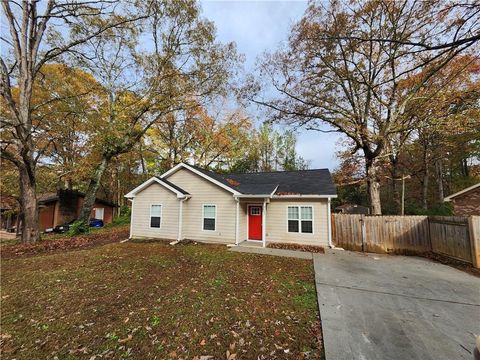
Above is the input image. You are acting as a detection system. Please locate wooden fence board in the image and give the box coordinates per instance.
[429,216,471,263]
[332,214,476,266]
[332,214,364,251]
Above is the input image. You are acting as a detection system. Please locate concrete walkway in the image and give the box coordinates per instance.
[314,250,480,360]
[228,245,313,259]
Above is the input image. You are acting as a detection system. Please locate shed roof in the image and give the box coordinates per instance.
[37,190,118,207]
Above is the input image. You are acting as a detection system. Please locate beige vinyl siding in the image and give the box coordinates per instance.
[131,183,179,240]
[266,198,329,246]
[238,202,248,241]
[166,168,236,244]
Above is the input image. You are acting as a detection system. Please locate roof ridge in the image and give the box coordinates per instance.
[186,163,330,176]
[225,168,329,175]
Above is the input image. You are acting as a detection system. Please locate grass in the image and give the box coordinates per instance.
[1,239,322,359]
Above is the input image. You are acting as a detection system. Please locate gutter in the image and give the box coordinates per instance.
[171,196,190,245]
[127,198,134,241]
[327,197,335,248]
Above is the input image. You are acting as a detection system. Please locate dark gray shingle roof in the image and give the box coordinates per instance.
[188,165,336,196]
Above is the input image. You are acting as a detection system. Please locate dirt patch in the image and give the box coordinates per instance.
[1,241,323,359]
[0,226,129,258]
[268,242,325,254]
[423,252,480,277]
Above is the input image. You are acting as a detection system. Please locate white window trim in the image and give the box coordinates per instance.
[150,204,162,229]
[202,204,217,232]
[250,206,261,216]
[286,205,314,234]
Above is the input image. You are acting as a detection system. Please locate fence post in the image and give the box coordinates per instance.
[469,216,480,269]
[360,215,366,252]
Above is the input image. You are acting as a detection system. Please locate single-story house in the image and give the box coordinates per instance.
[39,189,118,231]
[444,183,480,216]
[0,193,20,233]
[335,203,370,214]
[125,162,337,247]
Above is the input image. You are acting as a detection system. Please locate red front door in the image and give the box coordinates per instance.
[248,205,262,240]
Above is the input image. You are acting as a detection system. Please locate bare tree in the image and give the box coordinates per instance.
[247,0,479,214]
[0,1,144,242]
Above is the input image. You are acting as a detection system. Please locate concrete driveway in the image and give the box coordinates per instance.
[314,250,480,360]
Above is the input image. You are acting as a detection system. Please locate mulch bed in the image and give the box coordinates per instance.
[0,226,129,258]
[268,242,325,253]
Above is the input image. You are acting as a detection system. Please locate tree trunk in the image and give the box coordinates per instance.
[422,167,429,210]
[78,156,110,225]
[18,163,40,243]
[390,155,401,214]
[420,140,429,210]
[64,178,73,190]
[365,157,382,215]
[435,159,444,203]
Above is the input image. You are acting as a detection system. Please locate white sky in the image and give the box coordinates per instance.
[201,0,341,170]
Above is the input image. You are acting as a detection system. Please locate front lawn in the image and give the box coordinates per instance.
[1,240,322,359]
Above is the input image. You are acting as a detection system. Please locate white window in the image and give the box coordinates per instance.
[94,207,104,220]
[150,205,162,228]
[203,205,216,231]
[288,206,313,234]
[250,206,261,215]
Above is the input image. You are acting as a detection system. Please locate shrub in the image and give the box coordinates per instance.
[119,205,131,217]
[67,221,90,236]
[112,215,130,226]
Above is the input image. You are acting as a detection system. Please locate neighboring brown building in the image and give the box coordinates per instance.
[38,190,117,231]
[0,193,20,232]
[444,183,480,216]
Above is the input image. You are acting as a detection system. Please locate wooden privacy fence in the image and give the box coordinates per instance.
[332,214,480,268]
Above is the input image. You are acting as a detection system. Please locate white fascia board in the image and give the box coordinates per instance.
[124,176,187,198]
[444,183,480,201]
[234,194,271,198]
[161,162,241,195]
[272,194,338,199]
[159,163,184,179]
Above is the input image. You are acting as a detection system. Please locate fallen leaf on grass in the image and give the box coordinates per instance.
[226,350,236,360]
[118,335,132,343]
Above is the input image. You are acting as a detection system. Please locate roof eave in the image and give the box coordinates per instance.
[161,163,241,195]
[124,176,188,199]
[272,194,338,199]
[444,182,480,201]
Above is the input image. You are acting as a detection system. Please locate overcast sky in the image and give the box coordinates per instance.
[200,0,341,170]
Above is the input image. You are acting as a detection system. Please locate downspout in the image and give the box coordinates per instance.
[127,198,134,241]
[177,197,184,241]
[171,196,188,245]
[327,197,334,248]
[235,198,240,245]
[262,199,267,248]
